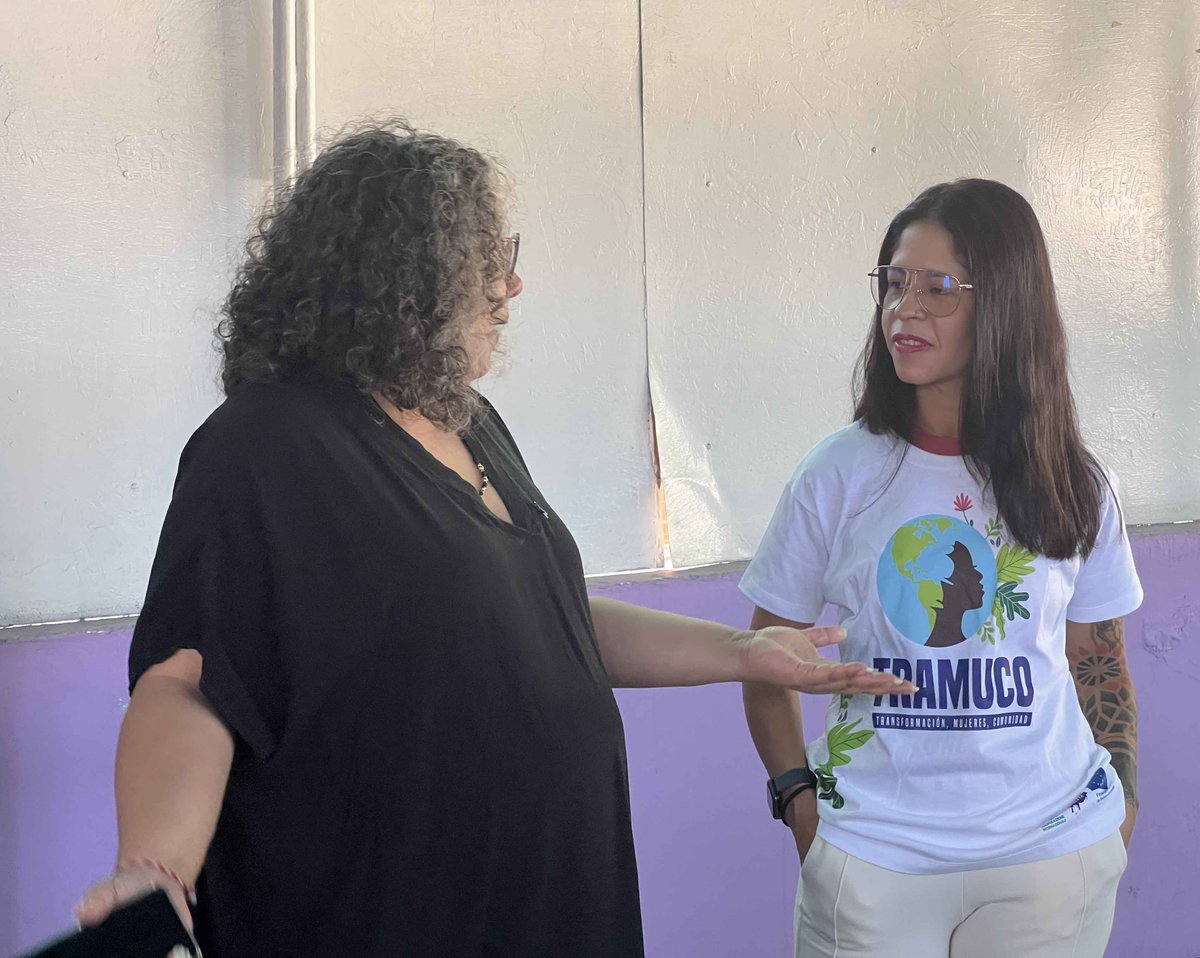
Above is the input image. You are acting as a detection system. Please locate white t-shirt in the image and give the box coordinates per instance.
[740,423,1143,874]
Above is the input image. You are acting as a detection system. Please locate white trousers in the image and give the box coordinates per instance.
[795,830,1127,958]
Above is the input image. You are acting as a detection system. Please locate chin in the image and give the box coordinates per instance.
[890,357,945,388]
[891,365,930,387]
[469,355,493,381]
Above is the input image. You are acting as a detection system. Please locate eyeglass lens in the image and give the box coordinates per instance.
[870,267,963,316]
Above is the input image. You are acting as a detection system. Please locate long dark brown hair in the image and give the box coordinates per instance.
[853,179,1105,559]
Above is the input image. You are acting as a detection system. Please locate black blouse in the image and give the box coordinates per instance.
[129,370,644,957]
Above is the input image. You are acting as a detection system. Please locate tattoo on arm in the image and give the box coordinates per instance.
[1095,618,1123,655]
[1069,618,1139,809]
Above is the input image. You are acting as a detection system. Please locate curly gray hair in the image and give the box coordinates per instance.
[218,118,512,432]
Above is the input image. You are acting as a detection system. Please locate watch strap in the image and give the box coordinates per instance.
[771,766,817,797]
[778,780,815,823]
[769,766,818,820]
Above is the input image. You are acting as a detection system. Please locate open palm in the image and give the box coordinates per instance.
[735,626,912,695]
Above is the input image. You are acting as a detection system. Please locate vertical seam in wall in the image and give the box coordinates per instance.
[272,0,298,185]
[294,0,316,170]
[635,0,673,568]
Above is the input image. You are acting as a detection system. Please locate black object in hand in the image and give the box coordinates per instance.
[15,889,199,958]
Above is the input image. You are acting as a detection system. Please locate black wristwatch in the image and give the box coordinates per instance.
[767,767,818,822]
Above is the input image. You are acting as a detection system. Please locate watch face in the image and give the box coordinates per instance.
[767,781,779,817]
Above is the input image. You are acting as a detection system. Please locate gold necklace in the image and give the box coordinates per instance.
[476,461,490,497]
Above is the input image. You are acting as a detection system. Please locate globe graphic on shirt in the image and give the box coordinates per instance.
[876,515,998,647]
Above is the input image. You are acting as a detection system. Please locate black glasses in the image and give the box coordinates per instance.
[868,266,974,317]
[499,233,520,279]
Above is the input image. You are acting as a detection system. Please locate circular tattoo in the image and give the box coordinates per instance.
[1076,656,1122,687]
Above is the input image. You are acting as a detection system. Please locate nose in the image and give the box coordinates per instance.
[895,280,926,320]
[506,270,523,299]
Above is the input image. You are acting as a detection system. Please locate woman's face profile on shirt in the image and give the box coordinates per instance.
[882,220,974,393]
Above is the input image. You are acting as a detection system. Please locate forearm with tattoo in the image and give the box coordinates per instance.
[1067,617,1139,809]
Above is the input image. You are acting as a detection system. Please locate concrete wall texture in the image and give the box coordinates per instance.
[4,0,1198,621]
[643,0,1200,567]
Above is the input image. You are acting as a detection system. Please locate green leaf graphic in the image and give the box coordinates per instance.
[826,719,874,752]
[996,544,1036,584]
[814,720,874,808]
[825,720,874,768]
[840,728,875,750]
[814,768,846,808]
[984,516,1004,540]
[995,581,1031,621]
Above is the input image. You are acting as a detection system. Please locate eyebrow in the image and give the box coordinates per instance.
[887,264,968,280]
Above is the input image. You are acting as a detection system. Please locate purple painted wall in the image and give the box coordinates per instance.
[0,630,128,955]
[1,529,1197,957]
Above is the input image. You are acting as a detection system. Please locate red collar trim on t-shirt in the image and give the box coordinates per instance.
[909,428,962,456]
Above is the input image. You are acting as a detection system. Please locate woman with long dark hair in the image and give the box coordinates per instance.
[742,179,1141,957]
[72,121,906,957]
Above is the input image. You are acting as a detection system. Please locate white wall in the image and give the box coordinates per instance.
[3,0,1197,622]
[643,0,1200,567]
[0,0,274,623]
[0,0,660,625]
[314,0,660,577]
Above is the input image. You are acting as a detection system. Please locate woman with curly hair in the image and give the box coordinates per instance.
[74,121,908,957]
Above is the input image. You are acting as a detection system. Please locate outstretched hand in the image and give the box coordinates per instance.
[734,625,917,696]
[76,863,193,932]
